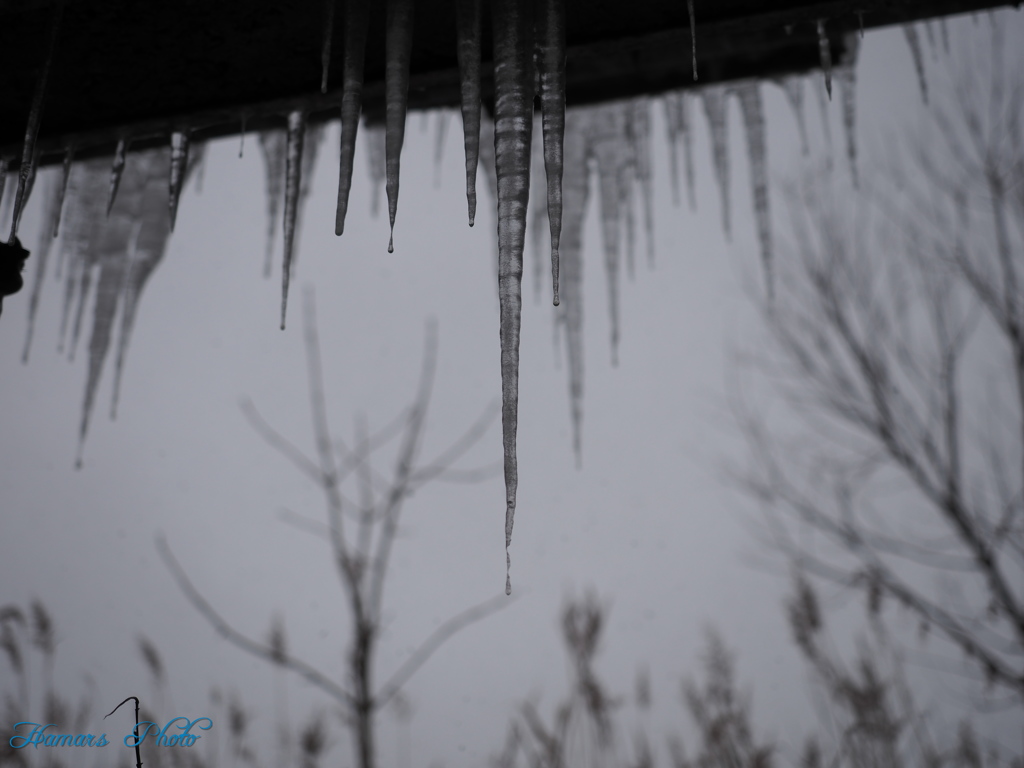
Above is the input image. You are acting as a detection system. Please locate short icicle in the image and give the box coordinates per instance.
[385,0,415,253]
[9,0,64,243]
[335,0,369,235]
[321,0,336,94]
[492,0,534,595]
[817,20,832,100]
[591,106,628,367]
[701,86,731,239]
[455,0,482,226]
[280,111,306,330]
[535,0,566,306]
[688,0,698,80]
[168,130,190,231]
[52,145,74,237]
[902,24,928,104]
[107,138,128,216]
[736,82,773,299]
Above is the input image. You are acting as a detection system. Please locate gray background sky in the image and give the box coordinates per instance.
[2,13,1020,767]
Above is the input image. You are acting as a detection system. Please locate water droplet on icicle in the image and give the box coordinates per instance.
[455,0,482,226]
[321,0,336,94]
[902,24,928,104]
[492,0,534,594]
[817,19,832,100]
[9,0,63,244]
[777,76,809,155]
[735,82,773,299]
[280,110,307,330]
[168,130,190,231]
[107,138,128,216]
[259,130,287,278]
[385,0,414,252]
[701,86,731,239]
[535,0,566,306]
[335,0,369,235]
[688,0,698,80]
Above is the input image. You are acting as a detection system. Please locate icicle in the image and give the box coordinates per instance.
[817,20,832,100]
[455,0,482,226]
[813,72,833,168]
[280,111,306,330]
[259,130,287,278]
[384,0,414,253]
[168,131,190,231]
[52,145,73,237]
[491,0,534,595]
[688,0,698,80]
[701,86,731,239]
[239,115,247,158]
[557,109,589,468]
[680,92,695,211]
[530,120,547,302]
[107,138,128,216]
[663,94,681,206]
[9,0,63,244]
[903,25,928,104]
[335,0,370,235]
[837,33,860,187]
[630,99,654,268]
[592,106,629,367]
[535,0,566,306]
[21,172,61,363]
[290,123,327,271]
[622,158,636,281]
[778,76,809,155]
[856,10,864,38]
[366,124,386,217]
[736,82,773,299]
[433,110,450,188]
[321,0,336,93]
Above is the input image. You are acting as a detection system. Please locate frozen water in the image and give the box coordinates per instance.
[817,19,833,100]
[455,0,482,226]
[280,111,307,330]
[385,0,415,253]
[735,82,772,298]
[701,86,731,239]
[334,0,369,235]
[536,0,566,305]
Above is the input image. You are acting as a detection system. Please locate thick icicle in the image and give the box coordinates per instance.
[21,172,61,362]
[107,138,128,216]
[168,130,190,230]
[778,76,809,155]
[9,0,63,243]
[491,0,534,595]
[52,145,73,237]
[735,82,773,299]
[280,111,306,330]
[557,108,589,468]
[837,33,860,187]
[433,110,450,188]
[535,0,566,305]
[385,0,415,253]
[259,130,287,278]
[321,0,336,93]
[701,86,731,239]
[688,0,698,80]
[335,0,370,235]
[454,0,482,226]
[365,124,386,217]
[817,19,832,100]
[903,25,928,104]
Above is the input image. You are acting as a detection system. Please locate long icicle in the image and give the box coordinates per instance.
[736,82,772,299]
[9,0,64,244]
[321,0,336,93]
[455,0,482,226]
[385,0,415,253]
[52,145,73,237]
[536,0,565,306]
[335,0,369,235]
[492,0,534,595]
[259,130,287,277]
[817,19,832,100]
[281,111,306,330]
[168,130,190,231]
[107,138,128,216]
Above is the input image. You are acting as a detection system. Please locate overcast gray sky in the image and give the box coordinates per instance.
[2,12,1021,768]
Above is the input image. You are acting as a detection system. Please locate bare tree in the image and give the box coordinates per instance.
[732,30,1024,712]
[160,287,509,768]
